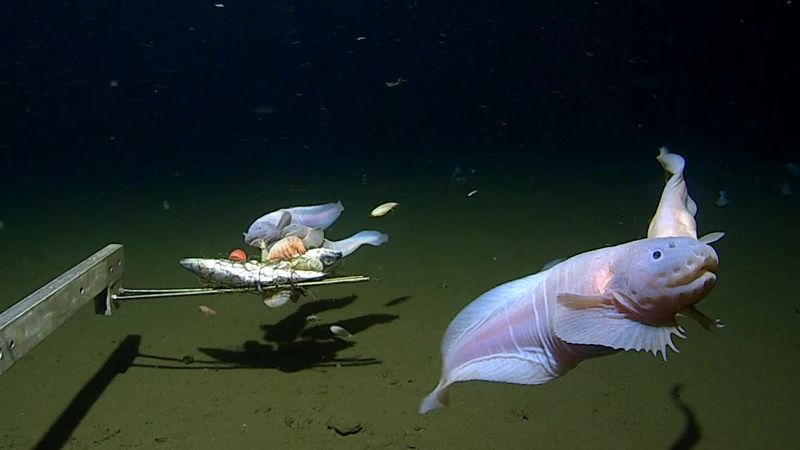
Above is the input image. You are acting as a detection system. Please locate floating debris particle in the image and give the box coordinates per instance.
[385,77,407,88]
[370,202,398,217]
[162,200,171,210]
[253,105,277,115]
[330,325,354,341]
[714,190,730,207]
[467,189,478,197]
[198,305,217,316]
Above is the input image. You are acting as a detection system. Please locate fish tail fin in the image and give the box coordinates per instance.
[657,147,698,216]
[419,380,450,415]
[324,230,388,257]
[657,146,685,177]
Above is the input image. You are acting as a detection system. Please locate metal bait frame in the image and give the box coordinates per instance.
[0,243,370,376]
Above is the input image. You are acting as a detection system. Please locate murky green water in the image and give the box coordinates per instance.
[1,152,797,449]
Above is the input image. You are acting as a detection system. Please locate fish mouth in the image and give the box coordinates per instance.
[668,249,719,288]
[666,270,717,307]
[669,266,716,288]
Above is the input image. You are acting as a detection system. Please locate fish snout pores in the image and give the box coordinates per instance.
[661,240,719,308]
[660,239,719,283]
[684,241,719,275]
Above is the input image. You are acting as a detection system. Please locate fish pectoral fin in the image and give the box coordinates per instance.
[698,231,725,244]
[679,305,725,332]
[555,292,612,309]
[276,211,292,232]
[554,292,684,360]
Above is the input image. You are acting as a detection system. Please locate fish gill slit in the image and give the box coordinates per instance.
[536,276,551,344]
[504,304,521,352]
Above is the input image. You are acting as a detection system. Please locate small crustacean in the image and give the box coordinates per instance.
[266,236,307,262]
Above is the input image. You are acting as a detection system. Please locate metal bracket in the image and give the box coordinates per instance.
[0,244,125,376]
[0,243,372,377]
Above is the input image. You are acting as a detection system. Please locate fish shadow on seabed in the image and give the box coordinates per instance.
[669,383,702,450]
[196,295,399,373]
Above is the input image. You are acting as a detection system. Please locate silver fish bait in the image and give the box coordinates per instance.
[180,248,342,288]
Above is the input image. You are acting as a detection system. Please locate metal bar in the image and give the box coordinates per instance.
[0,244,125,376]
[120,287,242,293]
[112,275,371,300]
[113,288,253,300]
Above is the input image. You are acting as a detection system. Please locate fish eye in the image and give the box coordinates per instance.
[652,250,662,260]
[323,256,334,265]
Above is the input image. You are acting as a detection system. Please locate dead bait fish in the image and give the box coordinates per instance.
[180,248,342,288]
[288,248,343,272]
[370,202,398,217]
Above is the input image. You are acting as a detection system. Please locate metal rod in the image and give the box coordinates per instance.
[120,287,253,294]
[120,287,231,293]
[113,275,371,300]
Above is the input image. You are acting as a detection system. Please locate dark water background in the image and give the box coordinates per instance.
[1,1,798,449]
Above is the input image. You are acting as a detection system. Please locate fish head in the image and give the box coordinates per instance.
[244,210,292,246]
[609,236,718,325]
[290,248,343,272]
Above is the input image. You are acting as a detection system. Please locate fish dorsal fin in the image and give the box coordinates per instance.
[698,231,725,244]
[553,292,685,360]
[647,147,698,239]
[540,257,566,272]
